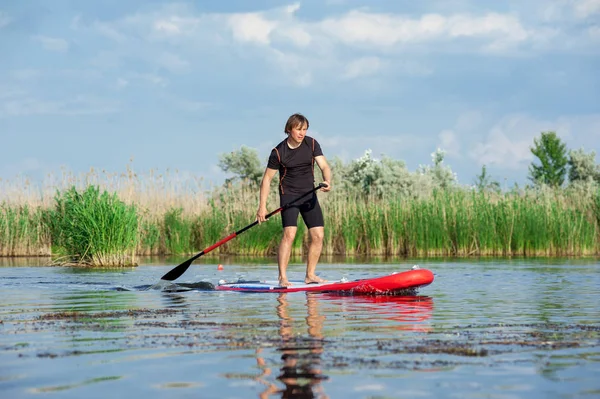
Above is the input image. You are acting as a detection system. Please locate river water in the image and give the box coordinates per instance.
[0,257,599,398]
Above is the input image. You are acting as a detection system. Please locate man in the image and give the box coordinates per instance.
[256,113,332,287]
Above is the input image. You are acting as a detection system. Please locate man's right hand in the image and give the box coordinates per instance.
[256,206,268,223]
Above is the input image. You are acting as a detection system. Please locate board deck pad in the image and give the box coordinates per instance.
[216,267,434,294]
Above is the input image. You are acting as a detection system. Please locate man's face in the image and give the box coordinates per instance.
[288,123,307,144]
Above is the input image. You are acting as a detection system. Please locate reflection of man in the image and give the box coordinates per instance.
[304,294,325,340]
[256,293,329,399]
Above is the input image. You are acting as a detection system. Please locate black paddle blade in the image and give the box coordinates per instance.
[161,258,194,281]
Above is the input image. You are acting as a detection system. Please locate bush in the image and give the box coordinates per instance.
[51,186,139,266]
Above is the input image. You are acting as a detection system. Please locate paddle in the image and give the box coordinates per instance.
[160,183,326,281]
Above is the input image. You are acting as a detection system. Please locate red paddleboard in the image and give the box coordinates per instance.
[216,267,434,294]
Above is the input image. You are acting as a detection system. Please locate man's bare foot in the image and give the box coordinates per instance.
[305,275,327,284]
[278,278,292,287]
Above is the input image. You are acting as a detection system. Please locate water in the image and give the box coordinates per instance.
[1,257,599,398]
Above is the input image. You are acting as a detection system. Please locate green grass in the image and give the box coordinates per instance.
[50,186,139,266]
[162,208,194,255]
[0,203,50,256]
[1,183,599,263]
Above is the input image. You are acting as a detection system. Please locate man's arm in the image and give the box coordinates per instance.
[314,155,332,192]
[257,168,278,223]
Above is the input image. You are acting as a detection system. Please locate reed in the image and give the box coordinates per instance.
[1,166,600,260]
[319,188,599,257]
[50,186,139,266]
[0,203,51,256]
[162,208,195,255]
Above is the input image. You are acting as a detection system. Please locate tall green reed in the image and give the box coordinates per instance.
[51,186,139,266]
[321,188,599,257]
[162,208,195,255]
[2,168,600,260]
[0,203,50,256]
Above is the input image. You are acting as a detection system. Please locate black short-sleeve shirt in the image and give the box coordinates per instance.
[267,136,323,195]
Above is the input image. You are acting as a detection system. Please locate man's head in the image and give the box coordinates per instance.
[284,113,309,135]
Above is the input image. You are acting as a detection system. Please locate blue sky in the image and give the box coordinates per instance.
[1,0,599,188]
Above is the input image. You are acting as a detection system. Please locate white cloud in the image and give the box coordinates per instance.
[74,2,597,89]
[32,35,70,52]
[439,129,461,158]
[319,11,529,49]
[317,132,432,164]
[261,47,317,86]
[538,0,600,22]
[279,26,312,47]
[93,21,128,42]
[285,3,301,14]
[589,26,600,40]
[151,15,205,39]
[156,52,190,73]
[574,0,600,18]
[469,114,600,169]
[154,18,183,35]
[10,68,102,82]
[225,4,310,47]
[131,73,168,86]
[228,12,278,45]
[0,92,118,117]
[342,57,383,80]
[470,129,532,169]
[450,13,528,41]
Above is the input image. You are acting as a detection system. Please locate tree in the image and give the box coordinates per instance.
[568,148,600,183]
[344,150,382,195]
[218,146,263,185]
[528,131,568,187]
[342,150,414,198]
[417,148,457,189]
[473,164,500,192]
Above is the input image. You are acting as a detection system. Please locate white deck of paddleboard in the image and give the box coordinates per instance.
[219,278,347,289]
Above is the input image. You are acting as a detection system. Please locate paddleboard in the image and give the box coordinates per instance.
[216,267,434,294]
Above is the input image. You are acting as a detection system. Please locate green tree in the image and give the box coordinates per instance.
[528,131,568,187]
[218,145,263,186]
[473,164,500,192]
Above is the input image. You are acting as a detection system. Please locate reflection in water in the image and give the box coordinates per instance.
[145,280,215,292]
[160,292,190,309]
[52,290,138,313]
[321,294,434,333]
[254,294,434,398]
[257,293,329,399]
[30,375,124,393]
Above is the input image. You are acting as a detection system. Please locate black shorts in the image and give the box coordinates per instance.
[280,193,324,229]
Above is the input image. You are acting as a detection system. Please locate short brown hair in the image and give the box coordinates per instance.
[284,113,309,134]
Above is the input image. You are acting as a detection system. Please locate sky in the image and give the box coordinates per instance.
[1,0,599,189]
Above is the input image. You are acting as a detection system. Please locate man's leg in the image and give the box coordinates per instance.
[278,226,297,287]
[305,226,326,283]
